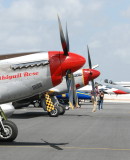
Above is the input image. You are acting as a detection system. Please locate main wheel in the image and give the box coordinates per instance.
[0,120,18,142]
[59,104,66,115]
[48,106,60,117]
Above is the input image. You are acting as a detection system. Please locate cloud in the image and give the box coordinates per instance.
[91,24,130,60]
[0,0,105,53]
[122,6,130,18]
[1,0,130,81]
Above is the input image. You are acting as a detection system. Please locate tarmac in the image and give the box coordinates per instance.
[0,103,130,160]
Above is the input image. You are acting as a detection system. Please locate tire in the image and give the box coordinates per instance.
[59,104,66,115]
[34,101,40,108]
[0,120,18,142]
[48,106,60,117]
[41,99,47,111]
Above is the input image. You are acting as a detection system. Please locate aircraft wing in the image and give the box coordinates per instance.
[99,81,130,94]
[107,83,130,93]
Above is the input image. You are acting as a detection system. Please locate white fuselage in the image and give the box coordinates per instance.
[0,52,53,104]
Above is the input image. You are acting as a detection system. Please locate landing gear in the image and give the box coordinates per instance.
[48,106,60,117]
[0,107,18,142]
[0,120,18,142]
[41,95,67,117]
[41,93,61,117]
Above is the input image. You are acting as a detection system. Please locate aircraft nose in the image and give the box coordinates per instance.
[60,52,86,75]
[82,69,100,85]
[90,69,100,80]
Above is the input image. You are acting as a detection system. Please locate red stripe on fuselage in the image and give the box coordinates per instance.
[113,90,128,94]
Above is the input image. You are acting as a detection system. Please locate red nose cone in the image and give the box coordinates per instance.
[49,51,86,87]
[82,69,100,85]
[90,69,100,80]
[60,52,86,76]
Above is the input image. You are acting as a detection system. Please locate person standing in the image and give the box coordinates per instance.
[98,90,104,110]
[91,85,99,112]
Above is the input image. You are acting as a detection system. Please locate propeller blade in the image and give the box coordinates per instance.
[87,46,97,108]
[66,69,71,90]
[87,45,92,69]
[66,70,73,109]
[66,70,78,109]
[69,78,74,109]
[58,16,69,56]
[66,23,70,52]
[87,45,95,97]
[91,80,96,102]
[71,73,79,108]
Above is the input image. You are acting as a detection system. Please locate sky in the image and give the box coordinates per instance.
[0,0,130,81]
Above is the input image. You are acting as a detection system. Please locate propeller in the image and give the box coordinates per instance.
[87,46,97,103]
[58,16,78,109]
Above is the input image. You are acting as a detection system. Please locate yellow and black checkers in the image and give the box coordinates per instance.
[45,93,55,112]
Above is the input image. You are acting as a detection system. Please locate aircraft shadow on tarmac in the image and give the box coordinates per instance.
[63,113,92,117]
[0,140,69,150]
[10,112,49,119]
[10,112,93,119]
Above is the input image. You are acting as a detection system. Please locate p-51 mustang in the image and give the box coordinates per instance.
[0,17,86,142]
[13,46,100,116]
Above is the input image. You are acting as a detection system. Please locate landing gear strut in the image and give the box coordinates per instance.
[44,93,59,117]
[0,107,18,142]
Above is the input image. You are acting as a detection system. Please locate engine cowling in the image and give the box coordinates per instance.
[1,103,15,117]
